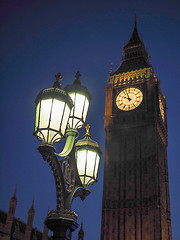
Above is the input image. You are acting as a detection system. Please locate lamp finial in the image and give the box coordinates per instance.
[74,71,81,84]
[85,124,91,137]
[53,72,62,88]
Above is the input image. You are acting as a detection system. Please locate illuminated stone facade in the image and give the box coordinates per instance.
[101,18,172,240]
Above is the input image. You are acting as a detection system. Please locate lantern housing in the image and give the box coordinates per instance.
[64,72,92,129]
[34,73,73,143]
[75,125,102,186]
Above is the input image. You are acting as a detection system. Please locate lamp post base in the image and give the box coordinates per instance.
[44,213,79,240]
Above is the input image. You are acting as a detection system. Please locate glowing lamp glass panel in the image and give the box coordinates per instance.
[35,102,40,132]
[35,98,71,143]
[39,99,52,129]
[49,99,64,130]
[76,150,86,176]
[76,149,100,185]
[86,151,96,177]
[61,104,71,134]
[83,98,89,120]
[68,93,89,129]
[94,154,100,179]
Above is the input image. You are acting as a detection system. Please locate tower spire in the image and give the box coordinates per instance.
[78,219,84,240]
[4,187,18,237]
[134,13,137,26]
[24,200,35,240]
[111,15,151,75]
[12,185,17,201]
[29,199,35,212]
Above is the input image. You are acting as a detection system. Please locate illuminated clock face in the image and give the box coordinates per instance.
[159,96,165,122]
[116,87,143,111]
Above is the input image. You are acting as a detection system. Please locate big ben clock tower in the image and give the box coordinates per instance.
[101,17,172,240]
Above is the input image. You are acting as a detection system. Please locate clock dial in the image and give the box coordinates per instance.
[116,87,143,111]
[159,96,165,122]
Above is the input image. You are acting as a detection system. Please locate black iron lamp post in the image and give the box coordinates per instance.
[33,72,102,240]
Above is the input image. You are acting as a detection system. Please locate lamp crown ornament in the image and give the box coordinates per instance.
[85,124,91,137]
[74,71,82,85]
[53,72,62,89]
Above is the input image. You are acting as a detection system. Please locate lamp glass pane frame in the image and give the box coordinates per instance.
[35,98,71,143]
[68,92,89,129]
[76,148,100,185]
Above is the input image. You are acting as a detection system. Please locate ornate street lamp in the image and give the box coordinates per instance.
[33,72,102,240]
[34,73,73,143]
[75,124,102,186]
[64,71,92,129]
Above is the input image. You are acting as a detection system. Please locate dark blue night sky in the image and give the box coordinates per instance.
[0,1,180,239]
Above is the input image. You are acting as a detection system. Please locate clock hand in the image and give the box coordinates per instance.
[124,96,132,101]
[125,90,131,101]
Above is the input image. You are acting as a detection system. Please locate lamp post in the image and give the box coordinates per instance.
[33,72,102,240]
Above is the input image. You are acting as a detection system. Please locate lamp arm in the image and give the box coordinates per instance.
[64,147,91,209]
[38,143,66,211]
[38,129,91,212]
[55,128,78,157]
[66,186,90,210]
